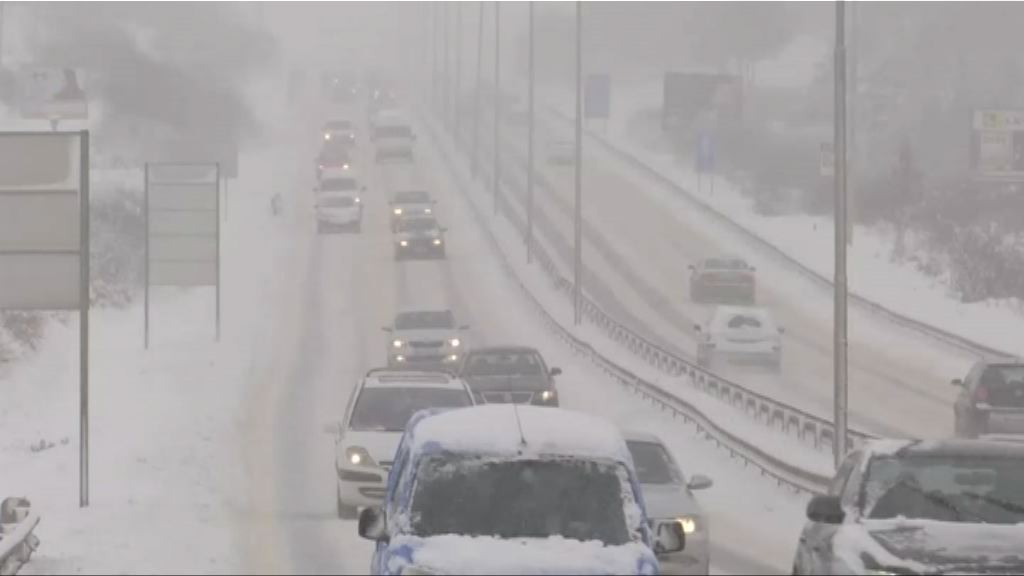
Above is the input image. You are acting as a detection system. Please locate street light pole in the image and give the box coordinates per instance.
[573,0,583,326]
[493,0,501,216]
[454,2,463,138]
[526,1,535,263]
[443,2,450,127]
[432,3,439,109]
[833,0,849,469]
[472,1,484,178]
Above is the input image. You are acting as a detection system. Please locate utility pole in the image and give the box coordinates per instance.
[848,0,859,246]
[493,1,501,215]
[833,0,849,469]
[443,2,450,127]
[573,0,583,326]
[454,2,463,138]
[526,1,535,263]
[472,1,484,178]
[432,4,439,109]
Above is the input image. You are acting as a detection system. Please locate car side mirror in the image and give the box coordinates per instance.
[806,495,844,525]
[951,378,964,387]
[653,520,686,554]
[549,367,562,377]
[687,474,713,491]
[358,507,388,542]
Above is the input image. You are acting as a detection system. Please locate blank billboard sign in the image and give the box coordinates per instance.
[146,162,219,287]
[0,132,84,310]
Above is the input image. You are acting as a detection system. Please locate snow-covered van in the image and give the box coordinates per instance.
[358,405,684,575]
[372,110,416,163]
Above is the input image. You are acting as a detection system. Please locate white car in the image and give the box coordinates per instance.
[323,118,357,146]
[330,369,475,519]
[625,431,713,575]
[695,306,783,370]
[316,192,362,233]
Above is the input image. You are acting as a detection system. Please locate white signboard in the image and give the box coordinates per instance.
[0,133,85,309]
[972,109,1024,181]
[146,163,219,287]
[20,68,89,121]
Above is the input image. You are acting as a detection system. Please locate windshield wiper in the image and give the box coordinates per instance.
[961,492,1024,517]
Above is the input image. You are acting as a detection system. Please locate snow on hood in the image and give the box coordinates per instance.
[343,430,403,463]
[834,519,1024,574]
[387,534,658,576]
[639,483,701,520]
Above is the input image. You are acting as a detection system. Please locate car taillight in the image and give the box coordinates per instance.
[974,386,989,404]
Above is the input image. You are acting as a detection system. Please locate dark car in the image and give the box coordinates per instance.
[793,439,1024,575]
[954,360,1024,438]
[688,257,756,304]
[457,346,562,407]
[394,215,446,260]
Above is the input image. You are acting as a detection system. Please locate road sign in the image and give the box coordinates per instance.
[19,68,88,122]
[820,142,835,177]
[971,109,1024,181]
[584,73,610,119]
[145,162,221,347]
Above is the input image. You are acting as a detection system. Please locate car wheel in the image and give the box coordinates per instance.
[336,487,358,520]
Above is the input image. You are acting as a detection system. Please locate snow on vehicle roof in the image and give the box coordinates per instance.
[712,305,774,321]
[410,405,632,462]
[863,438,1024,459]
[364,371,466,391]
[621,429,665,444]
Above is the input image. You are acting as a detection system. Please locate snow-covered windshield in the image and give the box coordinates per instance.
[410,455,631,545]
[463,350,545,377]
[627,441,682,485]
[395,310,455,330]
[862,454,1024,524]
[349,388,471,432]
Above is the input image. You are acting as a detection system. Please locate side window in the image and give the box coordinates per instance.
[342,381,363,427]
[828,453,859,496]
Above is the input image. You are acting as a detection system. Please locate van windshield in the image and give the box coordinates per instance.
[410,455,632,545]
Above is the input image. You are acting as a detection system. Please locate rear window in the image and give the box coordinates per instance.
[726,314,763,329]
[376,125,413,138]
[326,120,352,130]
[705,258,749,271]
[464,350,545,377]
[979,365,1024,407]
[627,441,682,485]
[395,191,430,204]
[395,310,455,330]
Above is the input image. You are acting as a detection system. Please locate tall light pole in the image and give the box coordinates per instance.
[432,4,439,109]
[443,2,450,127]
[526,1,535,263]
[833,0,849,469]
[454,2,463,138]
[573,0,583,326]
[472,1,484,178]
[493,1,501,215]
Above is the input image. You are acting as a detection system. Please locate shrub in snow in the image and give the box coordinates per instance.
[0,311,47,363]
[90,187,145,308]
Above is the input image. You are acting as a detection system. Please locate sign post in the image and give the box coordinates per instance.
[696,132,715,195]
[145,163,221,346]
[0,131,89,506]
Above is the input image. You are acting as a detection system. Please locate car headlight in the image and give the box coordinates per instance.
[345,446,375,467]
[677,516,700,535]
[540,390,556,402]
[449,338,460,348]
[400,240,409,247]
[324,133,331,140]
[447,354,458,362]
[394,208,403,215]
[424,208,432,214]
[392,339,403,348]
[354,197,361,204]
[433,238,442,246]
[342,163,350,170]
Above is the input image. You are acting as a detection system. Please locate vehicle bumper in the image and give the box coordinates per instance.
[395,244,445,259]
[337,465,389,508]
[388,351,461,367]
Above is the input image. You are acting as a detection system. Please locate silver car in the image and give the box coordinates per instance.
[383,310,468,368]
[389,190,435,232]
[624,431,713,575]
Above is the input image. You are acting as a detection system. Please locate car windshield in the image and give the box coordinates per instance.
[463,351,545,377]
[326,120,352,130]
[862,453,1024,524]
[349,388,471,432]
[398,218,438,233]
[376,125,412,138]
[705,258,749,271]
[395,191,430,204]
[395,311,455,330]
[410,455,632,545]
[725,314,764,330]
[627,441,683,485]
[320,195,355,208]
[321,178,357,192]
[979,365,1024,407]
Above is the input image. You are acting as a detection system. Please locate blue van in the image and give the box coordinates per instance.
[357,405,684,575]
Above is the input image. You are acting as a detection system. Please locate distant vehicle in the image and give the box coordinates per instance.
[457,346,561,406]
[393,215,446,260]
[359,405,677,575]
[954,360,1024,438]
[329,369,474,519]
[383,310,469,368]
[695,306,783,371]
[372,120,416,163]
[317,173,365,197]
[315,192,362,234]
[317,138,354,179]
[388,190,435,231]
[624,431,712,576]
[793,438,1024,575]
[323,119,357,145]
[546,136,575,165]
[688,257,756,304]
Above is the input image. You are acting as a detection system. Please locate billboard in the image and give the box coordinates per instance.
[0,132,86,309]
[146,163,219,288]
[662,72,742,132]
[584,74,611,120]
[971,109,1024,181]
[19,68,89,121]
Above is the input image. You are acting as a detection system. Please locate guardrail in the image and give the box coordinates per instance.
[0,498,41,576]
[543,107,1009,361]
[421,107,848,494]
